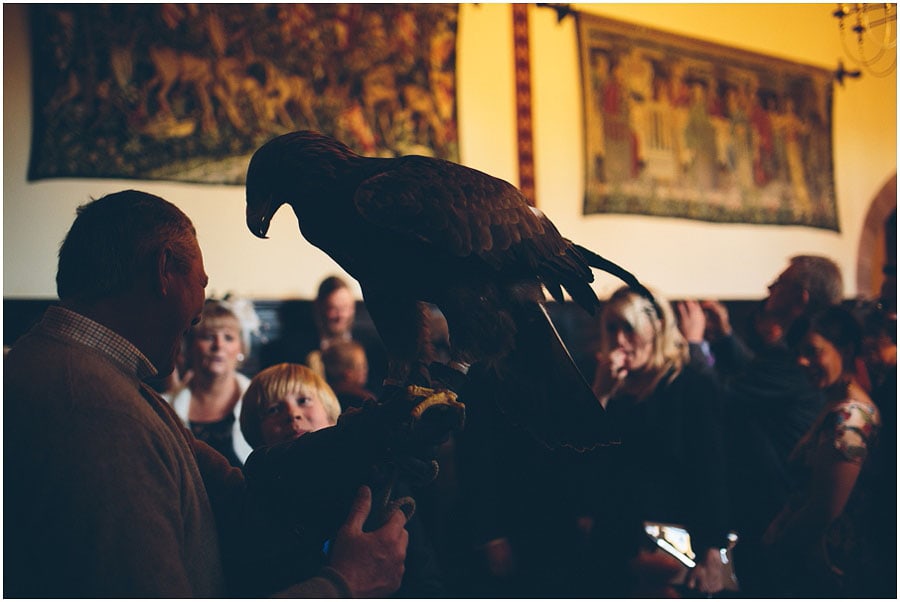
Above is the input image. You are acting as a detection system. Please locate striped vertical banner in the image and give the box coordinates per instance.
[512,4,536,206]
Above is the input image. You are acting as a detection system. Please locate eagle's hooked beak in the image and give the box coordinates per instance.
[246,196,276,239]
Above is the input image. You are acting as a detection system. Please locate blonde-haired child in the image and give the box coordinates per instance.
[240,363,342,448]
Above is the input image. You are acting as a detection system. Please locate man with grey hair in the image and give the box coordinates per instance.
[763,254,844,327]
[4,190,409,598]
[713,254,844,595]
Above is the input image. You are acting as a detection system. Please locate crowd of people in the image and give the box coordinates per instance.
[4,189,896,598]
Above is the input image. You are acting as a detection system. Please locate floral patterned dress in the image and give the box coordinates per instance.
[770,386,884,596]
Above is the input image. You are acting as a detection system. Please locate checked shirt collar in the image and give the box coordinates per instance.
[40,305,158,381]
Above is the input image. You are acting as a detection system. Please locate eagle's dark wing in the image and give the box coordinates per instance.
[354,157,552,259]
[353,156,602,311]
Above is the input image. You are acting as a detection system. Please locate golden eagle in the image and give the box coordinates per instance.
[246,130,650,451]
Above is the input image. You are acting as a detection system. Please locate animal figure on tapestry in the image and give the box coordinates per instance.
[143,46,216,136]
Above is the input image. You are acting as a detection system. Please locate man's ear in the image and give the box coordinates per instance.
[799,288,810,310]
[155,246,176,297]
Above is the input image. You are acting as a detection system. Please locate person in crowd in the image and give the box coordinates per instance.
[448,367,584,598]
[240,363,344,449]
[711,255,843,594]
[315,277,357,343]
[852,299,897,596]
[676,296,797,380]
[240,363,447,598]
[675,298,727,372]
[580,285,731,597]
[853,302,897,466]
[682,255,843,380]
[261,274,387,395]
[302,276,358,374]
[164,298,254,466]
[762,306,886,597]
[322,339,377,411]
[310,276,389,395]
[854,299,898,395]
[3,190,409,598]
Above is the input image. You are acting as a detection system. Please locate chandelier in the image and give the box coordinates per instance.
[833,3,897,80]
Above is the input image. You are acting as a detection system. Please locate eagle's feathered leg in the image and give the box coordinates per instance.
[347,289,463,526]
[360,287,434,389]
[438,282,526,368]
[357,287,465,438]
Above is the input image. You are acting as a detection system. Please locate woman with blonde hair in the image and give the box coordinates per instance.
[166,298,255,466]
[593,285,689,406]
[578,285,732,597]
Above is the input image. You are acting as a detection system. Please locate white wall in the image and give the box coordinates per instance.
[3,4,896,301]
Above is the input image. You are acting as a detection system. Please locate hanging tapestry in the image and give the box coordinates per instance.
[28,4,459,184]
[578,12,838,230]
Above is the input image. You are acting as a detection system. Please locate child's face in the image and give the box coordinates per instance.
[259,388,334,445]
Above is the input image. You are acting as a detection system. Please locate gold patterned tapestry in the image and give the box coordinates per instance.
[28,4,459,184]
[578,13,838,230]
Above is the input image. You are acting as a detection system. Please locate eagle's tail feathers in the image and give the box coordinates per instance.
[574,244,656,304]
[544,281,565,304]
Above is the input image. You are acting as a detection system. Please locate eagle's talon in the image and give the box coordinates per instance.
[407,385,465,422]
[394,385,466,445]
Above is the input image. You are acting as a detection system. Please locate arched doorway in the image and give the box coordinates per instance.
[856,172,897,299]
